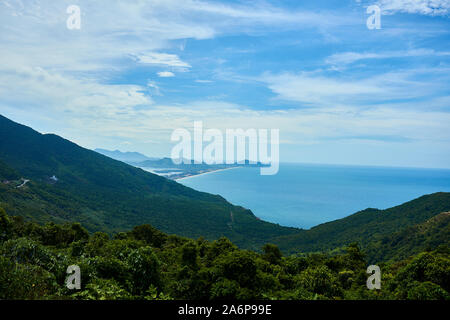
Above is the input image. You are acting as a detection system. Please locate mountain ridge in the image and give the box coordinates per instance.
[0,114,298,248]
[94,148,157,163]
[273,192,450,256]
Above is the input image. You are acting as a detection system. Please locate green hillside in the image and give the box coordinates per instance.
[365,211,450,263]
[1,207,449,300]
[272,192,450,258]
[0,115,297,248]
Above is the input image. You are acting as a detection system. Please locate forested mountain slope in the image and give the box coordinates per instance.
[273,192,450,258]
[0,115,298,248]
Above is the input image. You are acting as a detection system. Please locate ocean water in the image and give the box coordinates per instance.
[178,163,450,229]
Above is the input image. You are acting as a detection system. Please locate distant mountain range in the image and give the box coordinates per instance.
[133,157,268,168]
[95,148,268,180]
[0,114,449,261]
[94,149,267,169]
[94,148,157,163]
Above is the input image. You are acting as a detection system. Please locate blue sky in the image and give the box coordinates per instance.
[0,0,449,168]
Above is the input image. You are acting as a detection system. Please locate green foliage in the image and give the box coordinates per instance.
[262,243,283,265]
[216,250,258,289]
[95,256,130,288]
[0,159,20,180]
[295,265,341,298]
[73,278,132,300]
[0,207,11,241]
[210,278,242,300]
[388,250,450,298]
[365,212,450,263]
[0,204,449,300]
[0,256,58,299]
[130,224,168,248]
[1,238,58,272]
[127,247,161,295]
[181,242,198,268]
[406,281,449,300]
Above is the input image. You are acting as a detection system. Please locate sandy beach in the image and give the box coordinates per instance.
[174,166,241,181]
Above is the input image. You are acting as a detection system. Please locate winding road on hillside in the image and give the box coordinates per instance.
[17,179,30,188]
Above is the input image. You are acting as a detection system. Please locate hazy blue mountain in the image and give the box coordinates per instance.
[94,148,157,163]
[135,158,267,168]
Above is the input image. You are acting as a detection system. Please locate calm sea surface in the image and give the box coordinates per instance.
[178,163,450,229]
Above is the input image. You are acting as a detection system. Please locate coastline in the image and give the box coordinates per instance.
[174,166,242,181]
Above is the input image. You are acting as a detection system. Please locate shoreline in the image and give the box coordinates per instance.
[174,166,242,181]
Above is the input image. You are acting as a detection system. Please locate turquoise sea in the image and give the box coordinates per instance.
[179,163,450,229]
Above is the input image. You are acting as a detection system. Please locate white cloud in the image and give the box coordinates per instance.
[261,68,450,108]
[0,0,356,75]
[0,0,347,122]
[147,81,161,96]
[0,0,355,132]
[0,65,152,114]
[326,49,450,65]
[157,71,176,77]
[195,79,213,83]
[375,0,450,16]
[135,53,191,68]
[262,72,384,106]
[145,0,353,28]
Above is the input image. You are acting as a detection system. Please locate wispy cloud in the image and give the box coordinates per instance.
[157,71,176,77]
[261,67,450,108]
[326,49,450,65]
[147,81,162,96]
[135,53,191,68]
[0,0,348,119]
[0,65,152,114]
[263,73,382,106]
[195,79,213,83]
[375,0,450,16]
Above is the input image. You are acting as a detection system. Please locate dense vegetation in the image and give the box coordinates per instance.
[365,211,450,263]
[1,207,448,300]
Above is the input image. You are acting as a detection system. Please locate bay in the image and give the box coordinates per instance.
[179,163,450,229]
